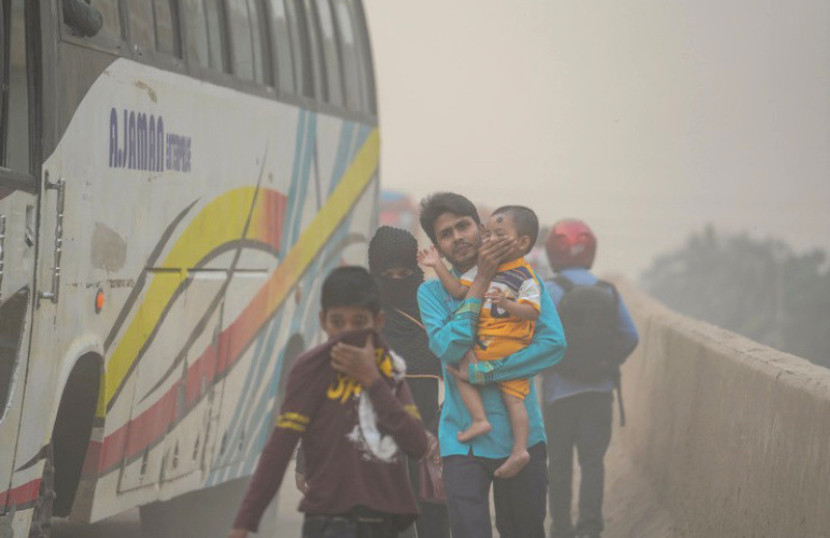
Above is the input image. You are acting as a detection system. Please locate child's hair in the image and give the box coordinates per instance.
[491,205,539,253]
[321,266,381,314]
[419,192,481,244]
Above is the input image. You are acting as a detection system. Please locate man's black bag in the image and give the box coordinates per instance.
[552,275,622,381]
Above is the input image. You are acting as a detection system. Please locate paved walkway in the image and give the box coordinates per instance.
[55,433,678,537]
[601,436,677,538]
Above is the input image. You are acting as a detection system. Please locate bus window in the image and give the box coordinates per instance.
[2,0,29,173]
[226,0,255,81]
[284,0,314,99]
[315,0,344,107]
[181,0,211,68]
[266,0,295,94]
[300,0,325,102]
[204,0,227,71]
[351,0,376,115]
[89,0,122,41]
[127,0,156,51]
[154,0,181,56]
[332,0,362,112]
[245,0,268,84]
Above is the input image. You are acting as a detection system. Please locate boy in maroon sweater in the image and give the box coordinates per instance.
[229,266,429,538]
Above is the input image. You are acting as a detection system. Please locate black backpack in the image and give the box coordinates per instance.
[552,275,622,381]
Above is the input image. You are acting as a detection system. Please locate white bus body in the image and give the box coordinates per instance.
[0,1,379,535]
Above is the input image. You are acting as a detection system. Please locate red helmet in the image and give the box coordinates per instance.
[545,219,597,271]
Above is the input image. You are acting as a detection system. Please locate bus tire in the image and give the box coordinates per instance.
[28,443,55,538]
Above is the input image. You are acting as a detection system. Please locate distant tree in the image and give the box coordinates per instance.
[641,226,830,369]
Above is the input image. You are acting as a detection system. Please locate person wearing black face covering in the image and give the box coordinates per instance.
[368,226,450,538]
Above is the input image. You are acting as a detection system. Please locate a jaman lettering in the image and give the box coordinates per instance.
[108,107,165,172]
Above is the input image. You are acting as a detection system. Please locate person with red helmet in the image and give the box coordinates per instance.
[544,219,598,273]
[542,219,639,538]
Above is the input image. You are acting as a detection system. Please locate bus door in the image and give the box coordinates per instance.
[0,0,39,512]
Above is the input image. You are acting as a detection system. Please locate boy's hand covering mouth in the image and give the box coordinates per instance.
[330,333,382,387]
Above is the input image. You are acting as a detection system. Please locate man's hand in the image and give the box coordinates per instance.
[330,336,381,387]
[476,236,514,280]
[295,471,309,495]
[418,246,442,268]
[227,529,247,538]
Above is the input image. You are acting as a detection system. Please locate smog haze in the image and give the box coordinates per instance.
[363,0,830,276]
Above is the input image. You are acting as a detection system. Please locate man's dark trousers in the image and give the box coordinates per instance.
[544,391,613,538]
[442,442,547,538]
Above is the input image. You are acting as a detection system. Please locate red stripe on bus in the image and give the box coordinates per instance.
[0,478,41,507]
[99,426,127,474]
[81,440,103,478]
[93,189,291,474]
[98,386,179,472]
[185,300,262,407]
[97,294,271,474]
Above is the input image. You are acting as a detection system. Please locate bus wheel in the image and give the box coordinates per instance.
[28,444,55,538]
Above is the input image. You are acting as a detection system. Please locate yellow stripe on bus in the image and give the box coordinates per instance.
[103,187,258,408]
[239,126,380,365]
[102,128,379,413]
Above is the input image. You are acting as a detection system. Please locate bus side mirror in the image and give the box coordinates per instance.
[62,0,103,38]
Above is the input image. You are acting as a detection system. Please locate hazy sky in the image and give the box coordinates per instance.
[362,0,830,277]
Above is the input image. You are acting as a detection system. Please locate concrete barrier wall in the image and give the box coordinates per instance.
[613,279,830,538]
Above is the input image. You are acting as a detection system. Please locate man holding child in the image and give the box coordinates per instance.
[416,192,566,538]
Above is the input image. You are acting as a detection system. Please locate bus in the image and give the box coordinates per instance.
[0,0,379,535]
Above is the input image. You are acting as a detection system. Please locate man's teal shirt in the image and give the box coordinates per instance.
[417,275,566,458]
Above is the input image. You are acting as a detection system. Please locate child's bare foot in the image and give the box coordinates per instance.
[494,450,530,478]
[457,420,491,442]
